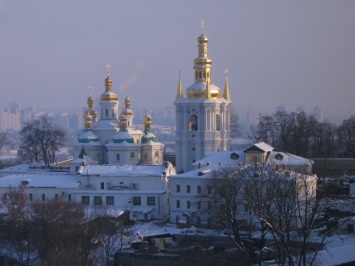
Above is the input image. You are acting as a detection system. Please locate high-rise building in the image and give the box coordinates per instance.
[174,27,231,173]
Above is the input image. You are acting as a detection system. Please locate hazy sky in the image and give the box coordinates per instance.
[0,0,354,121]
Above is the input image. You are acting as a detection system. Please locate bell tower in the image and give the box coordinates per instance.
[174,21,231,173]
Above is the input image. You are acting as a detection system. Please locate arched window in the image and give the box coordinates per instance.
[216,114,221,131]
[116,153,120,161]
[189,115,198,131]
[112,109,115,118]
[130,152,135,159]
[105,109,108,117]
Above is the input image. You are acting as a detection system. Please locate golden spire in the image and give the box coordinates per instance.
[223,69,231,101]
[176,70,183,99]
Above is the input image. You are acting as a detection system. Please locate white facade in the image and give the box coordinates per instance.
[170,144,316,226]
[0,163,176,222]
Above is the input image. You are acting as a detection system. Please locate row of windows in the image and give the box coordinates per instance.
[81,195,156,206]
[176,184,211,194]
[116,152,136,161]
[3,193,72,202]
[175,200,212,210]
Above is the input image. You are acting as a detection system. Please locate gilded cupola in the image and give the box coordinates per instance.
[100,64,119,102]
[186,20,220,100]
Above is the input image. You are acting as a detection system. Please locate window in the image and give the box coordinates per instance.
[144,153,148,160]
[197,186,201,193]
[105,109,108,117]
[106,196,114,205]
[187,201,191,209]
[116,153,120,160]
[133,196,141,206]
[176,200,180,209]
[82,196,89,205]
[101,182,104,190]
[187,185,191,193]
[112,109,115,118]
[230,153,239,160]
[55,194,58,201]
[42,194,45,201]
[29,194,33,201]
[147,196,156,206]
[94,196,102,205]
[155,151,159,157]
[68,194,71,201]
[130,152,135,159]
[197,201,201,209]
[189,115,198,131]
[216,114,221,131]
[3,193,6,201]
[176,184,180,193]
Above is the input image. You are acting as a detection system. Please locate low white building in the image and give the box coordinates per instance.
[170,142,316,226]
[0,162,175,222]
[76,162,175,221]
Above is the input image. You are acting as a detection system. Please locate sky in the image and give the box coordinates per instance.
[0,0,354,122]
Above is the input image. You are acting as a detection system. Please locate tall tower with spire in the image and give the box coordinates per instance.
[174,22,231,173]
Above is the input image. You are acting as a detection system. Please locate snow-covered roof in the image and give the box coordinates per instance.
[0,174,79,189]
[78,130,99,143]
[191,150,312,168]
[111,130,134,144]
[92,120,119,131]
[79,164,170,177]
[186,81,220,92]
[267,151,313,166]
[244,142,274,153]
[0,164,30,174]
[171,165,219,179]
[192,151,245,167]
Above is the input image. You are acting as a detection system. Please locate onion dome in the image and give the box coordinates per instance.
[112,131,134,144]
[112,123,134,144]
[100,66,118,102]
[78,131,100,143]
[122,95,134,116]
[84,113,93,130]
[119,113,128,131]
[141,113,159,144]
[186,82,220,100]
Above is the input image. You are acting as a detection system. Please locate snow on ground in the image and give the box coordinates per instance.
[135,220,355,264]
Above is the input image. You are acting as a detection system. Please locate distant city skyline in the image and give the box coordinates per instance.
[0,1,354,123]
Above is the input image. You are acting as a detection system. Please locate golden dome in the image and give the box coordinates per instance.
[186,82,220,100]
[198,33,208,43]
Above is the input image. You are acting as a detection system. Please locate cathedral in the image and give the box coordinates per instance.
[71,66,164,167]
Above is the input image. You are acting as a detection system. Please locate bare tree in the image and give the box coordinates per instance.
[19,116,67,165]
[230,107,241,138]
[337,116,355,157]
[0,132,15,154]
[205,164,347,265]
[0,185,37,265]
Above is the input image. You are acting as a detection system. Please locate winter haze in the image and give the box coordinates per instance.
[0,0,354,122]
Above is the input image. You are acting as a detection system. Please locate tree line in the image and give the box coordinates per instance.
[0,186,135,266]
[249,111,355,158]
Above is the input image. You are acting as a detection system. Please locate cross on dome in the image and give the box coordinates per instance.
[201,19,205,33]
[106,63,111,77]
